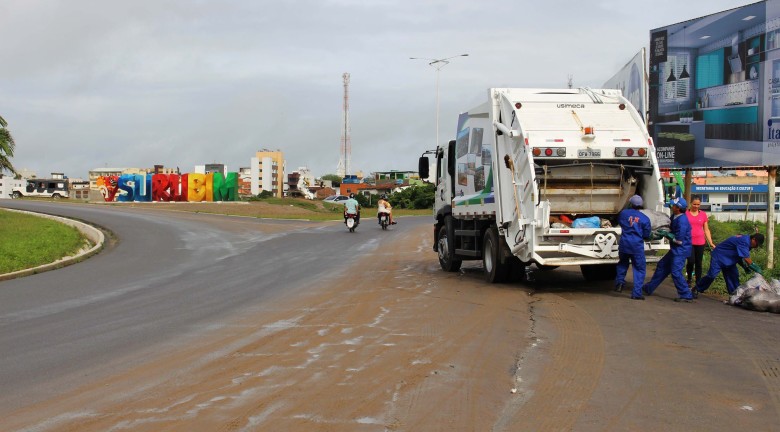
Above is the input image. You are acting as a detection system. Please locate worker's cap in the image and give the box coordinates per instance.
[670,197,687,209]
[629,195,643,207]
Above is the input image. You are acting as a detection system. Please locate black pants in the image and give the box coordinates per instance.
[686,244,706,283]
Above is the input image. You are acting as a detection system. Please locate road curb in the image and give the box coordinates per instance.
[0,209,106,282]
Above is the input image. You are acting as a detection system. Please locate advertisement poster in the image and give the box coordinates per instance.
[603,48,647,123]
[648,1,780,168]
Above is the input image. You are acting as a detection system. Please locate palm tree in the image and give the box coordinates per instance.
[0,115,16,175]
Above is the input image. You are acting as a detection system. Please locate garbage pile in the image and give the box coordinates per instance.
[727,273,780,314]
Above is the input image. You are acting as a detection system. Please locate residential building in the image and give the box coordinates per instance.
[238,167,252,198]
[251,149,285,198]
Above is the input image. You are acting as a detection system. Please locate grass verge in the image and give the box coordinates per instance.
[692,219,778,298]
[0,209,87,273]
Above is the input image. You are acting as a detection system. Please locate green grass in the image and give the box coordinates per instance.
[693,219,778,297]
[0,209,87,273]
[261,197,321,212]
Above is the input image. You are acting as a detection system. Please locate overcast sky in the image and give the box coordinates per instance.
[0,0,751,179]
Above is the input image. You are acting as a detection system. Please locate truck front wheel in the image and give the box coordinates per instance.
[437,218,462,272]
[483,227,510,283]
[12,191,22,199]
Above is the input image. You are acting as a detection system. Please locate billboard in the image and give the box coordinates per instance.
[649,1,780,168]
[603,48,647,123]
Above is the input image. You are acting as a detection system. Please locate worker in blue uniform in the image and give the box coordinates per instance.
[642,197,694,302]
[614,195,652,300]
[693,233,765,297]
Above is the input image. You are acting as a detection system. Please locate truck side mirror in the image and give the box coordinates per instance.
[418,156,429,180]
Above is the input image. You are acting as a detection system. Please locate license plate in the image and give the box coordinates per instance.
[578,149,601,158]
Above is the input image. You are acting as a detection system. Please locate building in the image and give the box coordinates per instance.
[237,167,252,198]
[205,163,227,176]
[250,149,285,198]
[287,167,316,199]
[663,169,777,211]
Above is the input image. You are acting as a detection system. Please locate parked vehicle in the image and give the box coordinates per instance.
[12,178,69,199]
[419,87,669,282]
[324,195,350,202]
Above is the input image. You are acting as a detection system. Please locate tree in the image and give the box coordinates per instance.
[320,174,342,187]
[354,193,371,208]
[388,183,435,209]
[0,115,16,176]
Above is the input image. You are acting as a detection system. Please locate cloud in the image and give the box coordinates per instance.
[0,0,747,179]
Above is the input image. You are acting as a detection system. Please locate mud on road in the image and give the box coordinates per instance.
[5,214,779,431]
[4,223,546,431]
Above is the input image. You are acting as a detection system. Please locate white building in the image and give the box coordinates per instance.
[250,149,285,198]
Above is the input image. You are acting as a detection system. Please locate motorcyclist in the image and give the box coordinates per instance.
[377,194,396,225]
[344,193,360,224]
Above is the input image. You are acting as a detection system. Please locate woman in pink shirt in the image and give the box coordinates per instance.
[686,196,715,286]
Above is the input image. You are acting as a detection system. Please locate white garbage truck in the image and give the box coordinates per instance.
[418,88,669,282]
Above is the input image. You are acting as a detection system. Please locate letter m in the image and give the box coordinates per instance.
[213,172,238,201]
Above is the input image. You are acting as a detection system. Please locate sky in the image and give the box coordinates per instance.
[0,0,755,180]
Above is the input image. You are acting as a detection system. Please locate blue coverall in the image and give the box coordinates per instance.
[643,213,693,299]
[615,208,652,298]
[695,235,751,295]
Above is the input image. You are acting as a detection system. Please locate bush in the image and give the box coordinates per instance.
[388,183,435,209]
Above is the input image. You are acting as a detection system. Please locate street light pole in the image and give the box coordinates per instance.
[410,54,469,148]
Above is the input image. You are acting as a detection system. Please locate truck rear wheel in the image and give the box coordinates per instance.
[437,218,462,272]
[483,227,510,283]
[580,264,617,281]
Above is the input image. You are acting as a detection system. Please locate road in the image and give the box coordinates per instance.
[0,201,778,431]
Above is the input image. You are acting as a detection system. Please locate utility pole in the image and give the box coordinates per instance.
[410,54,469,149]
[337,73,351,177]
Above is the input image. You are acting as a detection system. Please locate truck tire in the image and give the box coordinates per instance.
[580,264,617,282]
[438,217,462,272]
[12,191,22,199]
[483,226,510,283]
[51,193,61,200]
[507,256,528,283]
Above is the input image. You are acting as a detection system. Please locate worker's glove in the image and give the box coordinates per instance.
[655,230,676,241]
[747,263,763,275]
[738,260,749,271]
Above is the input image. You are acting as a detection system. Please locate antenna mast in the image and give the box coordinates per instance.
[337,73,351,177]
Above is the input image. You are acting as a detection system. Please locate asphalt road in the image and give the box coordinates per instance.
[0,201,416,414]
[0,201,778,431]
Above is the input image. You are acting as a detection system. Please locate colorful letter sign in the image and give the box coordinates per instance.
[98,172,239,202]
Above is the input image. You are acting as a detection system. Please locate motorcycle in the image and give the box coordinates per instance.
[345,212,359,233]
[378,211,391,230]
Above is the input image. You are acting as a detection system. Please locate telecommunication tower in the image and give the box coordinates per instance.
[336,72,351,177]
